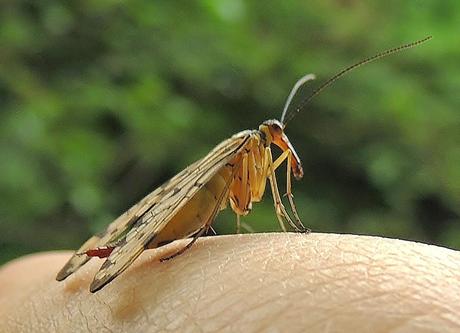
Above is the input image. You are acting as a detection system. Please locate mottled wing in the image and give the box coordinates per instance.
[57,130,252,290]
[57,132,251,283]
[89,132,252,292]
[56,183,169,281]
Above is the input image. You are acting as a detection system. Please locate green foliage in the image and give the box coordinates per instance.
[1,1,459,263]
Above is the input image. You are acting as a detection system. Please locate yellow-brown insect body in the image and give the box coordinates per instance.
[56,121,306,292]
[56,124,305,292]
[148,121,303,247]
[228,120,303,216]
[57,37,430,292]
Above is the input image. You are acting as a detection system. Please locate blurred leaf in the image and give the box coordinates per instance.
[1,1,459,264]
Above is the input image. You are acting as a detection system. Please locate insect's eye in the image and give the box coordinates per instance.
[261,119,284,137]
[271,123,283,134]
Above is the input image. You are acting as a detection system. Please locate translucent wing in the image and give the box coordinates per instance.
[57,130,252,290]
[56,183,170,281]
[89,132,252,292]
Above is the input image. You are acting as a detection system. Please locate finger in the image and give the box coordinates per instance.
[0,233,459,333]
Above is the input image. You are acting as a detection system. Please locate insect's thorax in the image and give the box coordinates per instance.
[224,121,303,216]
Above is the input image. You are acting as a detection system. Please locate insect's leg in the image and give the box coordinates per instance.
[265,148,301,232]
[234,216,254,233]
[285,151,310,233]
[160,227,207,262]
[240,221,255,233]
[271,149,290,172]
[208,226,217,235]
[264,147,287,231]
[236,214,241,234]
[268,149,307,232]
[250,145,266,201]
[230,151,252,231]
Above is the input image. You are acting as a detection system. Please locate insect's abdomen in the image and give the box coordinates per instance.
[147,166,233,248]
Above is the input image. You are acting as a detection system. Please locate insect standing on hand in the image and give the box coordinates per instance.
[56,36,431,292]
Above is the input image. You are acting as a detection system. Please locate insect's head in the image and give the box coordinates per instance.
[259,119,304,180]
[260,119,284,140]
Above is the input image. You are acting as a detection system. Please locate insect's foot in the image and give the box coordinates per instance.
[160,250,183,261]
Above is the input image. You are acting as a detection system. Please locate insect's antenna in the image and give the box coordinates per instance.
[280,73,316,125]
[282,36,432,126]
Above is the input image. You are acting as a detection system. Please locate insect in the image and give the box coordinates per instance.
[56,36,431,292]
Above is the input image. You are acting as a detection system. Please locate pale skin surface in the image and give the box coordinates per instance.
[0,233,459,333]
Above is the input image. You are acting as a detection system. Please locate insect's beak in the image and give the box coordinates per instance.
[273,132,304,180]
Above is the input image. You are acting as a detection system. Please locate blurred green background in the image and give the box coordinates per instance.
[1,1,459,264]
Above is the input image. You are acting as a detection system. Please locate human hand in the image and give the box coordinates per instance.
[0,233,459,332]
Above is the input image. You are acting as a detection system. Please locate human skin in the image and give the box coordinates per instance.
[0,233,459,333]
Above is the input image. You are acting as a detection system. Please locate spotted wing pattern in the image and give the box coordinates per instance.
[57,131,253,290]
[56,181,170,281]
